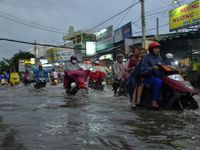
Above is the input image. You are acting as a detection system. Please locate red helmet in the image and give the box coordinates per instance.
[148,42,161,51]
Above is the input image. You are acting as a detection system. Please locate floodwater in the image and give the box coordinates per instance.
[0,84,200,150]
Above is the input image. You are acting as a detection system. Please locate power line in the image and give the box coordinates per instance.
[115,0,137,28]
[84,0,140,33]
[0,38,82,50]
[132,23,169,34]
[0,10,66,32]
[0,12,66,34]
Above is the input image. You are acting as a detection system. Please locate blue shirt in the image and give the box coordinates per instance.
[140,53,164,77]
[34,69,48,81]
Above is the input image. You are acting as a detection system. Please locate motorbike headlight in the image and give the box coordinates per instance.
[168,74,184,81]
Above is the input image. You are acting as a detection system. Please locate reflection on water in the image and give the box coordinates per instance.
[0,117,28,150]
[1,129,28,150]
[0,85,199,149]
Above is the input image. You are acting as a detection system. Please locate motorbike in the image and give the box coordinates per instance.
[89,71,106,90]
[51,78,58,85]
[139,64,199,110]
[64,70,90,96]
[1,79,6,85]
[9,74,20,86]
[34,77,46,89]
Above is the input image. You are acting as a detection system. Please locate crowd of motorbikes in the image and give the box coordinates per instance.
[0,51,199,111]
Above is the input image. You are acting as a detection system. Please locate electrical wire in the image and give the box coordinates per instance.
[0,10,66,32]
[0,12,66,34]
[115,0,137,29]
[132,23,169,34]
[84,0,140,33]
[0,38,82,49]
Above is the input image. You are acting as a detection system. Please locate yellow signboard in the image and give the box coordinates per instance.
[169,0,200,31]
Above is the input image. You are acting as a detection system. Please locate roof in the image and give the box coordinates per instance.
[159,30,200,41]
[128,29,200,42]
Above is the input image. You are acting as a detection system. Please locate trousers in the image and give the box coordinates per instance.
[145,77,162,102]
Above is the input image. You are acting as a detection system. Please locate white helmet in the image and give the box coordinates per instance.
[94,61,100,65]
[165,53,174,59]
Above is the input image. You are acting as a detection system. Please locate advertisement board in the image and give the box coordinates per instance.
[86,41,96,56]
[18,60,25,72]
[169,0,200,31]
[114,22,132,43]
[47,48,74,62]
[95,26,113,52]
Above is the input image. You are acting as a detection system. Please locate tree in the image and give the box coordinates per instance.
[0,50,35,73]
[0,60,10,74]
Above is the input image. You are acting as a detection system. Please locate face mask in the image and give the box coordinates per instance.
[72,60,77,64]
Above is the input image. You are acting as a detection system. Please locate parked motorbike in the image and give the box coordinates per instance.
[140,64,198,110]
[64,70,90,95]
[34,77,46,89]
[89,71,106,90]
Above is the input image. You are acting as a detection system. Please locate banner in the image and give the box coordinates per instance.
[47,48,74,62]
[169,0,200,31]
[95,26,113,52]
[114,22,132,43]
[86,41,96,56]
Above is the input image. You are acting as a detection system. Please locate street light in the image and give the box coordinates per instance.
[173,0,181,6]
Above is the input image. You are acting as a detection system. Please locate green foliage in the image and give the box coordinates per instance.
[0,50,35,73]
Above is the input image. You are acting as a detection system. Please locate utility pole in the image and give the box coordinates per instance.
[34,40,37,64]
[141,0,146,48]
[155,17,160,40]
[156,17,159,36]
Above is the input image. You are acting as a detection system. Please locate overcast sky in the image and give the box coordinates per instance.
[0,0,194,59]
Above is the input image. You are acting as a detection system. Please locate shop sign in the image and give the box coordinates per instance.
[95,26,113,52]
[114,22,132,43]
[169,0,200,31]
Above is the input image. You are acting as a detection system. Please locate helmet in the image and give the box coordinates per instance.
[70,55,77,60]
[94,61,100,65]
[165,53,174,59]
[148,42,161,51]
[116,53,124,59]
[128,52,134,59]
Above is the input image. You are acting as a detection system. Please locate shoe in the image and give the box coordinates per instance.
[152,100,159,110]
[131,101,136,109]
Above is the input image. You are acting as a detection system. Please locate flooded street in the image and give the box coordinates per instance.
[0,84,200,150]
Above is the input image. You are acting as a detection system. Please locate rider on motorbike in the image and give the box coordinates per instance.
[1,71,9,85]
[127,48,147,108]
[9,69,20,86]
[50,69,58,85]
[139,42,164,109]
[64,55,81,92]
[113,54,127,95]
[23,70,30,86]
[34,64,48,84]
